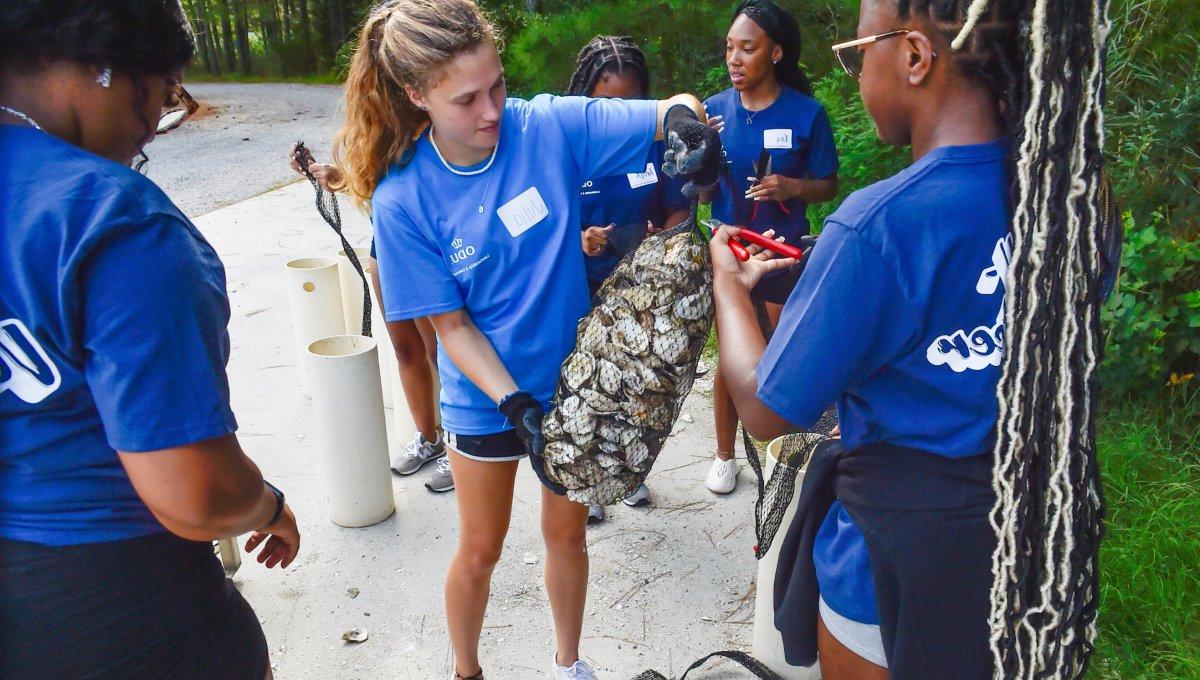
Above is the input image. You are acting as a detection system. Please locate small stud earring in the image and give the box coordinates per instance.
[96,68,112,88]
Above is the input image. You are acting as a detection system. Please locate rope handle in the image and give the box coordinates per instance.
[631,650,785,680]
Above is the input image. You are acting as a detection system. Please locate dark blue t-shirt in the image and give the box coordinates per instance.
[704,86,838,241]
[0,126,236,546]
[756,140,1010,623]
[579,140,689,285]
[373,95,657,435]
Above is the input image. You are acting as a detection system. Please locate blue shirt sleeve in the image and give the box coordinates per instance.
[755,222,916,427]
[80,215,237,452]
[806,106,839,180]
[546,95,659,180]
[373,200,464,321]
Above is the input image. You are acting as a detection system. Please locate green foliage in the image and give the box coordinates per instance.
[807,69,908,228]
[499,0,856,98]
[1101,211,1200,391]
[1105,0,1200,237]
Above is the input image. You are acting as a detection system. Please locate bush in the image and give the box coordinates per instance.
[1101,211,1200,392]
[808,70,908,228]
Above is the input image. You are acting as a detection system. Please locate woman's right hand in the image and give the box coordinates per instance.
[245,503,300,569]
[582,225,613,256]
[707,113,726,134]
[710,225,795,293]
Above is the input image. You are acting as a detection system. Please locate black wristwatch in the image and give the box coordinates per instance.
[263,480,285,527]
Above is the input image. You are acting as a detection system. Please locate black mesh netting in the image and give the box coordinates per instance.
[541,204,712,506]
[292,141,371,337]
[742,409,838,559]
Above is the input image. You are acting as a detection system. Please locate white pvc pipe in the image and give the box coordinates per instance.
[362,260,394,409]
[753,434,824,680]
[307,335,396,528]
[336,247,374,336]
[285,257,345,397]
[390,359,440,449]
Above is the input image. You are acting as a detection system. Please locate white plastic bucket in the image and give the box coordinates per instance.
[306,335,395,528]
[752,433,824,679]
[285,257,345,397]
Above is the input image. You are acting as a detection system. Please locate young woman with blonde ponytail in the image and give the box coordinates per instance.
[332,2,719,678]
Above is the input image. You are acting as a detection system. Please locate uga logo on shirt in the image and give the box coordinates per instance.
[926,235,1012,372]
[448,236,477,264]
[0,318,61,404]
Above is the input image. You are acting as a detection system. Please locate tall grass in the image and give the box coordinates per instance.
[1091,388,1200,678]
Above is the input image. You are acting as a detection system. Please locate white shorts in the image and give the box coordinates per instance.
[819,595,888,668]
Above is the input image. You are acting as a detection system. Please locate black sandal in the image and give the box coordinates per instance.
[455,669,484,680]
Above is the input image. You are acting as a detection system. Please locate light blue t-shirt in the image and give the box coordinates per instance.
[756,140,1010,623]
[0,126,237,546]
[704,86,838,242]
[373,95,658,434]
[579,140,688,286]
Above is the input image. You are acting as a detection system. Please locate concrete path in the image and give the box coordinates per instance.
[195,182,772,679]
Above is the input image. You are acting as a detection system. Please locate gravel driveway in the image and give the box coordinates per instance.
[146,82,346,217]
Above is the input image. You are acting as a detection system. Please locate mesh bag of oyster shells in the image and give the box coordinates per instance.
[540,205,714,506]
[741,408,838,559]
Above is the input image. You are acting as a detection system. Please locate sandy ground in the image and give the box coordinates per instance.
[151,84,797,679]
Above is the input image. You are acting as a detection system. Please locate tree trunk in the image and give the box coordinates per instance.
[297,0,314,71]
[217,0,236,73]
[234,0,252,75]
[195,0,222,75]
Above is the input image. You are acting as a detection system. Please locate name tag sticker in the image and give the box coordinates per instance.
[627,162,659,189]
[764,129,793,149]
[496,186,549,238]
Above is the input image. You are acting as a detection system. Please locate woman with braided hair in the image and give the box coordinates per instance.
[701,0,840,496]
[332,2,720,678]
[566,35,691,523]
[710,0,1115,677]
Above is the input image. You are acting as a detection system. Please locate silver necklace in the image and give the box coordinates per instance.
[0,105,43,131]
[430,131,499,214]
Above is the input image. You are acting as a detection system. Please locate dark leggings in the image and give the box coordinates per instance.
[1,532,268,680]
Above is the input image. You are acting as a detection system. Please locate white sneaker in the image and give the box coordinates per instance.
[550,655,598,680]
[705,455,738,494]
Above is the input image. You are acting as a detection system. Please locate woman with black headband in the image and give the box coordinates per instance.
[702,0,839,495]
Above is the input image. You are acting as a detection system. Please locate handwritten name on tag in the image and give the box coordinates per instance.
[764,129,793,149]
[627,162,659,189]
[496,186,549,237]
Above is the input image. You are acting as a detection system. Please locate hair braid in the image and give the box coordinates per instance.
[897,1,1113,677]
[566,35,650,98]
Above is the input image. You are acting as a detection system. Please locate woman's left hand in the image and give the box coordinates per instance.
[745,174,793,202]
[709,225,796,292]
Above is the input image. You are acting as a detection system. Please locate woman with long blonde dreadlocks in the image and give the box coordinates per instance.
[711,0,1116,677]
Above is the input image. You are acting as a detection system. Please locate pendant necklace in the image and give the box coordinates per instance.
[430,131,499,214]
[0,105,44,131]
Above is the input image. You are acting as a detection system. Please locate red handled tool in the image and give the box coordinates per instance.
[748,150,792,223]
[726,227,805,262]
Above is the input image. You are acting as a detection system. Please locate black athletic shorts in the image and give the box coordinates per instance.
[445,429,525,462]
[0,532,268,680]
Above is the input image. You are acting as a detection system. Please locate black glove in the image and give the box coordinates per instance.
[661,104,721,197]
[786,234,819,279]
[498,391,566,495]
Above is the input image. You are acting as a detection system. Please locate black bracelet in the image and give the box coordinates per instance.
[263,480,285,527]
